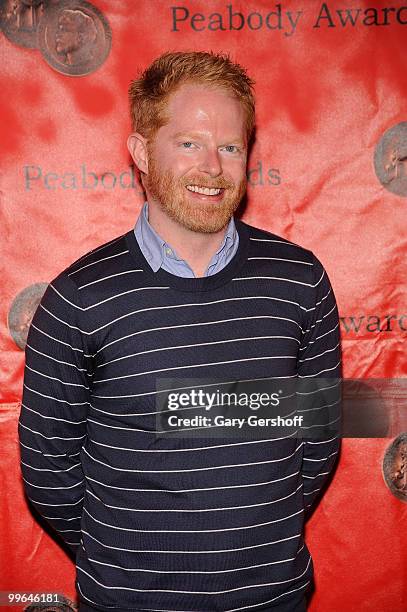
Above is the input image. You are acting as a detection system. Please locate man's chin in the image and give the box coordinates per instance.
[165,210,232,234]
[165,198,239,234]
[181,220,230,234]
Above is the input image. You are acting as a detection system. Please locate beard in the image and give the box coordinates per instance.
[143,154,247,234]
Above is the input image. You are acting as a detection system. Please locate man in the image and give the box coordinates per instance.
[19,51,341,612]
[55,9,98,67]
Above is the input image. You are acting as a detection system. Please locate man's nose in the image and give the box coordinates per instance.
[198,148,222,178]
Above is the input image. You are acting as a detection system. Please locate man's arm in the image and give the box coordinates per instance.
[297,254,342,519]
[18,272,93,555]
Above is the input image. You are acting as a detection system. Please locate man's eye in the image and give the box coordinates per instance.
[182,142,193,148]
[224,145,239,153]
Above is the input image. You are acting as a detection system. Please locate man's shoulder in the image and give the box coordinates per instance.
[54,230,133,290]
[238,219,315,264]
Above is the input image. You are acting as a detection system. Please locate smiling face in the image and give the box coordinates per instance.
[137,83,248,234]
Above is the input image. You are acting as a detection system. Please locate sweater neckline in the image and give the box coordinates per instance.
[125,218,250,293]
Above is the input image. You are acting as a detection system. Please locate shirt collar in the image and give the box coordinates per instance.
[134,201,237,274]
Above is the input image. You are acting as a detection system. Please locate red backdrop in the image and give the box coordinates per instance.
[1,1,406,610]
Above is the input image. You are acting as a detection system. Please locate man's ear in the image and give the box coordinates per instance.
[127,132,149,174]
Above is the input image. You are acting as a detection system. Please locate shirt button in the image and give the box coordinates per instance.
[165,248,173,256]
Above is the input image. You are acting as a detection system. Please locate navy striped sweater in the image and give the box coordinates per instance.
[19,219,341,611]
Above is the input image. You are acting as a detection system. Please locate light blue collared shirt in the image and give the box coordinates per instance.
[134,202,239,278]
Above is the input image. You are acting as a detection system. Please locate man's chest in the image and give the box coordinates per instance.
[88,284,304,401]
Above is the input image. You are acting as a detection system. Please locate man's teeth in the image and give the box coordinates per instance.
[186,185,222,195]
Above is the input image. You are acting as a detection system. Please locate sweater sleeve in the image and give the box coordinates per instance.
[18,271,93,555]
[297,254,342,519]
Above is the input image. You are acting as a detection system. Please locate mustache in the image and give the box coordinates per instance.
[181,176,238,190]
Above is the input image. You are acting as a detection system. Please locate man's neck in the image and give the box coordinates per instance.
[147,201,230,278]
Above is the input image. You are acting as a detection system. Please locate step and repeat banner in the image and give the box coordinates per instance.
[1,0,406,610]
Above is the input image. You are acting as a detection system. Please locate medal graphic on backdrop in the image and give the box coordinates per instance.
[382,433,407,502]
[8,283,48,349]
[374,122,407,197]
[0,0,111,75]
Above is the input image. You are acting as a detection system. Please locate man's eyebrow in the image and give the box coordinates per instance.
[172,131,246,145]
[173,131,203,139]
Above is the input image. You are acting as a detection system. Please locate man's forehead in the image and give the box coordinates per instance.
[162,83,246,131]
[166,82,240,108]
